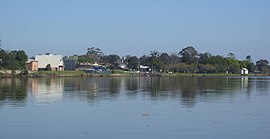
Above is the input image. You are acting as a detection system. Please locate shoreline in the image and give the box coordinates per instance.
[0,71,268,78]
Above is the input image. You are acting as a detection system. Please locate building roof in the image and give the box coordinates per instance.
[35,53,63,68]
[63,56,78,61]
[26,59,38,63]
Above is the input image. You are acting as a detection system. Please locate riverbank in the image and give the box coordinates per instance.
[24,70,134,77]
[1,70,265,78]
[27,71,237,77]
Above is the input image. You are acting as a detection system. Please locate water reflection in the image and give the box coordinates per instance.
[0,76,270,107]
[0,78,28,107]
[29,78,64,104]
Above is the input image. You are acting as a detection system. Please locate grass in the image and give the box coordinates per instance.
[112,70,129,74]
[31,70,85,76]
[163,73,242,77]
[28,70,252,77]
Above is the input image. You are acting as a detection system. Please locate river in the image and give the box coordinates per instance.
[0,77,269,139]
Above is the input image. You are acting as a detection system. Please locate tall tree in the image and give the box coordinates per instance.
[170,53,180,64]
[105,54,120,69]
[149,51,164,72]
[159,53,170,65]
[87,47,103,56]
[15,50,28,69]
[126,56,139,71]
[0,48,7,68]
[208,55,228,73]
[150,50,160,58]
[226,58,240,73]
[86,47,103,63]
[198,52,212,64]
[0,50,28,70]
[4,53,19,69]
[256,59,269,74]
[246,55,252,62]
[227,53,236,60]
[241,55,255,73]
[178,46,198,64]
[139,55,149,66]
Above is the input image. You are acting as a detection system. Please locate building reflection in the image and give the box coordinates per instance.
[60,77,123,104]
[1,76,269,108]
[28,78,64,104]
[58,76,260,107]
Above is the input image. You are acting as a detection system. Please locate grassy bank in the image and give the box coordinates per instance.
[29,70,132,77]
[163,73,243,77]
[26,70,249,77]
[0,69,260,78]
[29,70,94,77]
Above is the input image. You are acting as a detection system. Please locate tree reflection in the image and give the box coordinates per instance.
[179,77,198,107]
[1,76,267,108]
[62,77,122,103]
[108,77,121,95]
[125,77,139,91]
[254,77,270,96]
[124,77,140,98]
[0,78,28,107]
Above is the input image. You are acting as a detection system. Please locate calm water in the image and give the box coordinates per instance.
[0,77,270,139]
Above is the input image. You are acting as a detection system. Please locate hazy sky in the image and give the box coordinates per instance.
[0,0,269,61]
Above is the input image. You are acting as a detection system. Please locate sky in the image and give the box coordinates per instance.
[0,0,270,61]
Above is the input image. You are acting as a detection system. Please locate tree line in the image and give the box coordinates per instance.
[1,46,270,74]
[0,48,28,71]
[78,46,270,74]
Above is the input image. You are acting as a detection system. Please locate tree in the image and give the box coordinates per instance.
[139,55,150,66]
[178,46,198,64]
[0,48,7,69]
[159,53,170,65]
[246,55,252,62]
[151,58,164,72]
[105,54,120,69]
[126,56,139,71]
[1,50,28,70]
[87,47,103,56]
[227,53,236,60]
[240,55,255,73]
[85,47,103,63]
[226,58,240,73]
[198,52,212,64]
[169,63,189,73]
[15,50,28,69]
[4,53,19,70]
[170,53,181,64]
[78,56,91,63]
[150,50,160,58]
[247,62,255,73]
[149,51,164,72]
[198,64,216,73]
[256,59,269,74]
[208,55,228,73]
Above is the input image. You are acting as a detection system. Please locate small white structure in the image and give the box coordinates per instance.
[241,68,249,75]
[139,65,149,69]
[35,53,64,71]
[139,65,150,72]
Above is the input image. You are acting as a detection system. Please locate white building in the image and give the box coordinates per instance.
[140,65,150,72]
[35,53,64,71]
[241,68,249,75]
